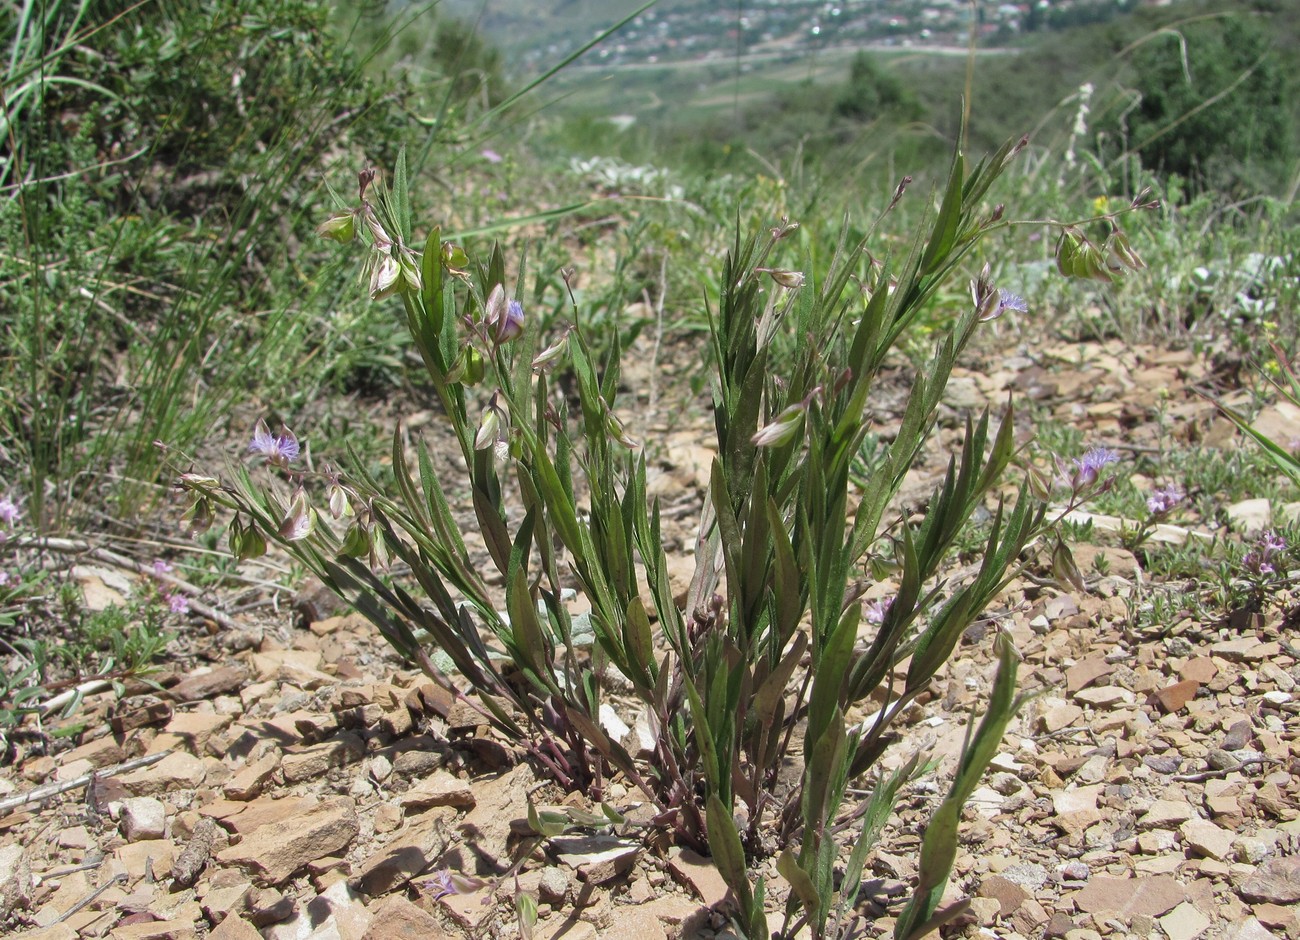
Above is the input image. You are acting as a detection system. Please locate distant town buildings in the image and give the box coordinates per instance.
[520,0,1140,68]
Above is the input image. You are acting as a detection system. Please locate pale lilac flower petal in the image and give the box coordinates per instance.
[249,420,300,469]
[1071,446,1118,487]
[997,289,1028,315]
[864,597,893,625]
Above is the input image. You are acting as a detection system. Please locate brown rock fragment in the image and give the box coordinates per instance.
[0,843,33,914]
[1072,874,1186,918]
[111,919,199,940]
[245,886,295,926]
[1066,654,1116,694]
[361,895,449,940]
[666,847,731,908]
[119,750,206,797]
[1150,679,1200,713]
[977,874,1030,916]
[201,881,252,925]
[1178,658,1218,684]
[223,753,281,801]
[1252,903,1298,933]
[398,771,476,811]
[352,812,448,896]
[216,797,359,886]
[1237,857,1300,904]
[280,732,365,784]
[167,665,248,702]
[208,916,263,940]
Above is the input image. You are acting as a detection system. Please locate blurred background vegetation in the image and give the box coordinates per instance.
[1,0,1296,536]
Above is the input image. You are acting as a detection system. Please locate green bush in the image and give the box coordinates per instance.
[0,0,409,528]
[1118,12,1294,194]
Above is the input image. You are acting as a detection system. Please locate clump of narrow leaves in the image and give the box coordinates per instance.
[177,135,1142,939]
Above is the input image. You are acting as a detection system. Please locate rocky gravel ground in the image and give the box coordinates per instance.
[1,337,1298,940]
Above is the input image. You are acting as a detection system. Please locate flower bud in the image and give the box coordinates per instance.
[606,409,638,450]
[767,269,805,289]
[278,489,316,541]
[178,472,221,492]
[752,402,806,447]
[369,250,401,300]
[316,211,356,243]
[340,520,373,559]
[361,206,392,250]
[230,517,268,560]
[475,392,509,451]
[399,253,423,294]
[184,497,215,536]
[328,482,352,520]
[532,330,571,373]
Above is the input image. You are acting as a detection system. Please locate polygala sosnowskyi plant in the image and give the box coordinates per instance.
[175,136,1147,938]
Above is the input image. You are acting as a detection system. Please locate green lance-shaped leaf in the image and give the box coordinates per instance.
[1208,395,1300,489]
[777,850,821,924]
[622,595,657,692]
[766,497,804,645]
[751,630,806,731]
[795,702,847,847]
[472,446,512,575]
[392,146,411,242]
[504,512,556,694]
[805,602,859,763]
[706,793,752,910]
[527,799,569,838]
[421,226,444,322]
[561,703,642,786]
[832,752,932,932]
[682,670,723,801]
[516,890,538,940]
[919,150,965,277]
[894,633,1026,940]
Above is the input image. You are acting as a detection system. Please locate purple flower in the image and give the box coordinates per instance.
[1145,483,1184,517]
[0,496,19,528]
[249,419,300,469]
[864,597,894,625]
[0,572,10,587]
[425,869,457,901]
[997,289,1028,315]
[1244,530,1286,577]
[152,559,174,577]
[1068,446,1118,488]
[485,284,525,344]
[168,594,190,615]
[480,148,503,164]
